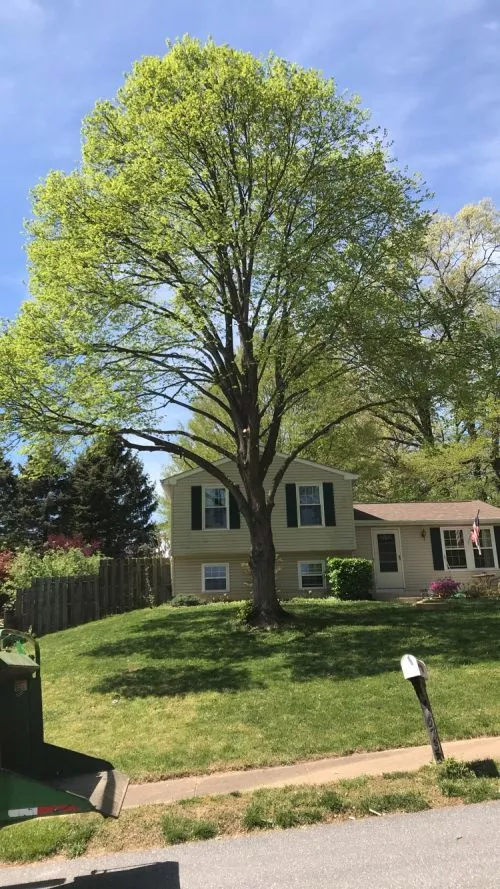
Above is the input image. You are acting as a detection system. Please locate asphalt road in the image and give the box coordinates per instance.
[1,801,499,889]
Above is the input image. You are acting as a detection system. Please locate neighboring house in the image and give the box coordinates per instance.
[162,455,500,600]
[353,501,500,598]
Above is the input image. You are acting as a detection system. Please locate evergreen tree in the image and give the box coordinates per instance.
[17,453,73,548]
[0,452,21,548]
[70,437,157,557]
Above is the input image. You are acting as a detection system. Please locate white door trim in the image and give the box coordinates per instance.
[371,527,405,591]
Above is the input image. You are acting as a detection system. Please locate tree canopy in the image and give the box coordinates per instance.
[0,38,428,623]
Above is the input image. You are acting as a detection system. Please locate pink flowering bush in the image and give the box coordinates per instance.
[45,534,100,556]
[0,552,14,586]
[428,577,462,599]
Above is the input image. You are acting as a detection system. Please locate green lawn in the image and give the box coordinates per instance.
[39,599,500,782]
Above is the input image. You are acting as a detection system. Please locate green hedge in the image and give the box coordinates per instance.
[326,557,373,600]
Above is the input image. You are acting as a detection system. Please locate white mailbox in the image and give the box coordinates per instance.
[400,654,428,681]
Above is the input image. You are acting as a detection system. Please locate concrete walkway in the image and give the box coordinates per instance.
[124,735,500,808]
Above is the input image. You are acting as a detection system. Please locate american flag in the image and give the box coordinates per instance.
[470,510,481,555]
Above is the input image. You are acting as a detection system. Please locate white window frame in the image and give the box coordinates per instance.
[296,482,325,528]
[297,560,326,590]
[440,525,499,571]
[202,563,230,593]
[202,486,229,531]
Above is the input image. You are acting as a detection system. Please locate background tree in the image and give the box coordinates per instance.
[16,450,73,548]
[0,38,427,625]
[0,452,21,549]
[71,437,157,556]
[171,201,500,505]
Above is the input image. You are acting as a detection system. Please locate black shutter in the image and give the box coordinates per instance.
[494,526,500,565]
[191,486,202,530]
[430,527,444,570]
[229,491,240,529]
[285,484,298,527]
[323,482,336,526]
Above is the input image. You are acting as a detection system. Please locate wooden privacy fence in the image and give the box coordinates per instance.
[11,557,172,636]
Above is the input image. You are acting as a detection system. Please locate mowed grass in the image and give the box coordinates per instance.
[39,599,500,782]
[2,760,499,863]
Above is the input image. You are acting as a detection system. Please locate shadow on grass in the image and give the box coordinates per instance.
[467,759,500,778]
[87,601,500,698]
[94,663,264,698]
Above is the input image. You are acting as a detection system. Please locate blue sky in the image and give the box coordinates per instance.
[1,0,499,485]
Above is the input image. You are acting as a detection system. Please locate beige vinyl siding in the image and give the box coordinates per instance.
[172,550,349,600]
[351,524,374,561]
[167,455,356,557]
[353,522,500,599]
[172,556,250,600]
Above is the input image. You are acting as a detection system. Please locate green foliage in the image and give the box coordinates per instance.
[0,816,98,863]
[70,436,157,557]
[170,595,204,607]
[161,812,218,844]
[326,558,373,600]
[438,758,473,780]
[2,546,101,594]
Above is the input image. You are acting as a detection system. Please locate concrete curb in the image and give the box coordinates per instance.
[124,735,500,808]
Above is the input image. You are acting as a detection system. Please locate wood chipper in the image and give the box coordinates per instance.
[0,628,128,827]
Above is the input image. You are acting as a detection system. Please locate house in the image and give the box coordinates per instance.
[162,455,500,600]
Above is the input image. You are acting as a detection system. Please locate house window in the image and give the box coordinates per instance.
[202,564,229,593]
[474,528,495,569]
[298,560,326,590]
[440,526,498,570]
[297,485,323,527]
[442,529,467,569]
[204,487,228,529]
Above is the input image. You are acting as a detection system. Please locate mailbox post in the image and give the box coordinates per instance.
[400,654,444,763]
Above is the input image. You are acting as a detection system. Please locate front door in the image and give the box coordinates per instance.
[372,529,405,591]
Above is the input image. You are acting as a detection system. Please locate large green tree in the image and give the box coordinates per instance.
[71,437,157,556]
[0,38,426,625]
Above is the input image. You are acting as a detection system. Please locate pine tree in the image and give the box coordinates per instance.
[70,437,157,557]
[0,452,22,548]
[17,453,73,548]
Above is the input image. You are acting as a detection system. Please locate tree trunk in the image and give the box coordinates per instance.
[247,509,288,628]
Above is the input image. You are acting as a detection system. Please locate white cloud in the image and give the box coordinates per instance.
[0,0,45,26]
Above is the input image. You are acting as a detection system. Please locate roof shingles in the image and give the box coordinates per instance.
[353,500,500,523]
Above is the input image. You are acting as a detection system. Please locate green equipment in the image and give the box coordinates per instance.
[0,628,128,827]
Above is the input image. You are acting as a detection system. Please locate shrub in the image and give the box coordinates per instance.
[2,547,102,594]
[326,558,373,600]
[460,577,500,599]
[170,595,204,607]
[428,578,461,599]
